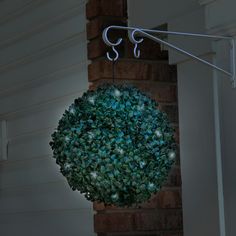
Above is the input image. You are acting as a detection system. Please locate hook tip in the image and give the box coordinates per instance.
[106,46,119,61]
[133,44,141,58]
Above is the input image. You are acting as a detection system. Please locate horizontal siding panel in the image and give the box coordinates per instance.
[0,32,86,75]
[0,209,95,236]
[0,156,64,189]
[0,14,85,66]
[8,131,52,161]
[1,89,86,120]
[1,94,86,164]
[8,105,65,139]
[0,40,86,94]
[0,0,93,235]
[0,0,34,22]
[0,181,91,213]
[0,69,87,115]
[0,0,85,44]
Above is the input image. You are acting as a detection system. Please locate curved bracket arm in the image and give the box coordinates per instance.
[102,25,236,88]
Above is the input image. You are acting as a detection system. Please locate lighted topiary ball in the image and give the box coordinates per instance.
[50,84,176,206]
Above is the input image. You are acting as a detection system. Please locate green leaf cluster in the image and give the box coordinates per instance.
[50,84,176,206]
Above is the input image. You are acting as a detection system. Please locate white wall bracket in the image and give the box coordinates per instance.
[102,25,236,88]
[0,120,8,161]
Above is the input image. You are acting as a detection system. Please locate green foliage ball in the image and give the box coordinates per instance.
[50,84,176,206]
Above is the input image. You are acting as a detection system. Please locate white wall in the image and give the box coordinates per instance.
[213,32,236,236]
[0,0,95,235]
[168,7,225,236]
[194,1,236,235]
[205,0,236,34]
[218,68,236,236]
[177,56,220,236]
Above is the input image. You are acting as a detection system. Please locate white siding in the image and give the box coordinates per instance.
[0,0,94,235]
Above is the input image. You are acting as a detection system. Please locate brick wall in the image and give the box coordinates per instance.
[86,1,183,235]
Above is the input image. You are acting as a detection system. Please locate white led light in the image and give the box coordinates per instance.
[90,172,98,179]
[64,163,72,170]
[69,107,75,114]
[140,161,146,168]
[88,132,95,139]
[65,136,70,142]
[155,130,162,138]
[114,89,121,97]
[148,182,155,190]
[168,151,176,160]
[137,104,144,111]
[111,193,119,200]
[117,147,124,154]
[88,96,95,104]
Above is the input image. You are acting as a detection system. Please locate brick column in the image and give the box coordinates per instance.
[86,1,183,235]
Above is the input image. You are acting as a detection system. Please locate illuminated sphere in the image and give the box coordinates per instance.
[50,84,176,206]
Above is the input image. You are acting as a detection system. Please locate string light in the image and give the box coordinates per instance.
[168,151,176,160]
[88,96,95,105]
[155,129,162,138]
[114,89,121,97]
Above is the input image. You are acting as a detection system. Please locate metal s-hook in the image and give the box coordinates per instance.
[102,26,123,61]
[134,43,140,58]
[128,29,144,59]
[106,46,119,61]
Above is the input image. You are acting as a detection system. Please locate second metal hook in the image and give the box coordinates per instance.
[106,46,119,61]
[134,43,141,58]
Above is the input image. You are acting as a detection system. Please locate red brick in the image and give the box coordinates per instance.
[105,234,161,236]
[106,234,160,236]
[174,147,180,166]
[94,202,106,211]
[159,104,179,123]
[157,190,182,208]
[94,210,182,233]
[165,166,182,187]
[138,82,177,103]
[88,37,108,59]
[161,233,183,236]
[174,126,180,144]
[98,230,182,235]
[152,64,177,82]
[140,189,182,209]
[88,60,177,82]
[94,213,135,233]
[86,0,100,19]
[86,0,127,20]
[134,210,183,231]
[88,60,150,81]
